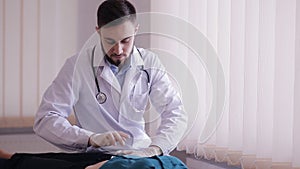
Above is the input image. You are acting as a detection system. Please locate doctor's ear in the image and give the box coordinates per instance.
[134,24,140,35]
[95,26,101,34]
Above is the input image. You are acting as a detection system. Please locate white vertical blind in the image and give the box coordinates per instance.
[188,4,209,135]
[215,0,230,151]
[256,0,275,161]
[293,0,300,167]
[0,0,78,126]
[205,0,218,147]
[185,0,208,154]
[150,0,300,168]
[228,0,245,152]
[148,0,194,142]
[243,0,259,156]
[272,0,296,164]
[150,0,181,56]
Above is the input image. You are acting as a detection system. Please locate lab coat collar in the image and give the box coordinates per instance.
[91,43,122,94]
[131,47,144,67]
[92,43,105,67]
[91,43,145,95]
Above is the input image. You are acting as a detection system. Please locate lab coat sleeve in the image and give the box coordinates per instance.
[146,53,188,155]
[33,55,94,151]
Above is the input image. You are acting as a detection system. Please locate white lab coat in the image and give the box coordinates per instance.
[34,42,187,154]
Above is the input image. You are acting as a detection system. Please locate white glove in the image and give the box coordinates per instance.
[116,146,163,157]
[89,131,129,148]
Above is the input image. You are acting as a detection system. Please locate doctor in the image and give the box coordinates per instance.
[34,0,187,157]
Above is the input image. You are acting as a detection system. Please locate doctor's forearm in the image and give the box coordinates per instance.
[151,107,188,154]
[34,114,94,151]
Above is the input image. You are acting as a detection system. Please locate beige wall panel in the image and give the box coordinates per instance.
[0,0,4,117]
[22,0,38,117]
[38,0,57,100]
[4,0,21,117]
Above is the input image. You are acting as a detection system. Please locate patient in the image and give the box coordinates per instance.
[0,149,110,169]
[0,149,188,169]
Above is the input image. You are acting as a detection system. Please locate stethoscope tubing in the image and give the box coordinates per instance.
[91,46,149,104]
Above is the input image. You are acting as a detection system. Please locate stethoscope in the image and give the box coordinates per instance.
[91,46,150,104]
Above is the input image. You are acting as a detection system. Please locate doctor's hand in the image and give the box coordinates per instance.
[116,146,163,157]
[89,131,129,148]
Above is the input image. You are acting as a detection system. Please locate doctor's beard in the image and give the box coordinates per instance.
[105,54,123,66]
[102,43,134,67]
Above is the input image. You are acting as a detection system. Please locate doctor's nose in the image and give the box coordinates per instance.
[112,42,123,55]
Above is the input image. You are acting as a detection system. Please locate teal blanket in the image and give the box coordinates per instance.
[100,155,188,169]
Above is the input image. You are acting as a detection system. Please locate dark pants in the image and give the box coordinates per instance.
[2,152,111,169]
[0,158,7,168]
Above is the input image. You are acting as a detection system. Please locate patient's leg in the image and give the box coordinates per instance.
[0,149,111,169]
[0,149,13,159]
[85,160,107,169]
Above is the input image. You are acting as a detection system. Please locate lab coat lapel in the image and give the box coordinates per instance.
[93,41,122,94]
[121,66,137,102]
[100,65,122,94]
[120,47,144,110]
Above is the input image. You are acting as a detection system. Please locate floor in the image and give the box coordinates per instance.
[0,133,61,154]
[0,127,61,153]
[0,128,241,169]
[171,151,241,169]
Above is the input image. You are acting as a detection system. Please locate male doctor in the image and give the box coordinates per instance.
[34,0,187,157]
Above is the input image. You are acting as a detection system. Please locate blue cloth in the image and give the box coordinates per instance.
[100,155,188,169]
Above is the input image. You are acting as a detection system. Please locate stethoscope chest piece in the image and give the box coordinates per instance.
[96,92,107,104]
[91,45,148,105]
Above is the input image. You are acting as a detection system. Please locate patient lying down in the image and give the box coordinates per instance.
[0,149,187,169]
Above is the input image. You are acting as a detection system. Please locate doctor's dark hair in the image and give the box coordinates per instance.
[97,0,137,28]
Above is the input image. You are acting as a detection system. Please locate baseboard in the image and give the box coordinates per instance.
[0,127,34,135]
[0,117,35,128]
[0,115,76,129]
